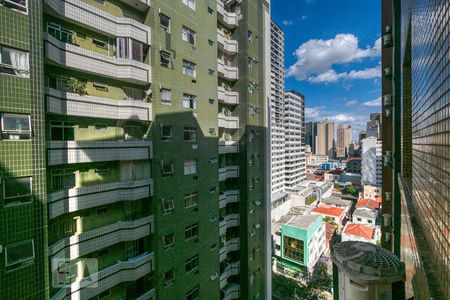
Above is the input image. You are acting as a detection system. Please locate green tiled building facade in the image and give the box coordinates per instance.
[0,0,271,299]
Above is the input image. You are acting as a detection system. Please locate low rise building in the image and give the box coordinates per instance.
[311,206,346,232]
[352,208,377,226]
[273,214,326,278]
[319,195,353,213]
[363,184,382,200]
[341,223,380,244]
[356,199,381,210]
[324,168,344,182]
[346,158,361,173]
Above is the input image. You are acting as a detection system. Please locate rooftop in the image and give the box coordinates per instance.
[320,196,352,207]
[356,199,380,210]
[343,223,375,240]
[328,169,344,175]
[312,206,345,218]
[353,208,377,219]
[277,213,322,230]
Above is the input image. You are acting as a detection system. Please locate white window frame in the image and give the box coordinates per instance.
[160,124,172,140]
[0,46,30,77]
[160,14,171,32]
[182,94,196,109]
[161,161,174,176]
[182,60,196,77]
[162,198,174,215]
[1,0,28,14]
[184,192,198,208]
[163,234,174,248]
[5,239,35,267]
[1,113,31,140]
[182,26,196,45]
[185,255,199,273]
[160,88,172,104]
[182,0,195,10]
[185,223,199,240]
[184,160,197,175]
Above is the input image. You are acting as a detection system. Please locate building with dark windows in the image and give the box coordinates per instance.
[0,0,272,299]
[381,0,449,299]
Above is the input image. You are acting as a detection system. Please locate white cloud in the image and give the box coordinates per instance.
[308,66,381,83]
[305,106,323,118]
[282,20,293,26]
[286,34,381,82]
[363,97,382,107]
[346,100,358,107]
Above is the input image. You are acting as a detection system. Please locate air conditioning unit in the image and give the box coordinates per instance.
[384,192,392,202]
[383,94,393,106]
[385,25,392,33]
[383,67,392,77]
[383,34,392,47]
[383,151,393,167]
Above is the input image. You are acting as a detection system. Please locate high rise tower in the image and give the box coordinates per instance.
[316,119,335,158]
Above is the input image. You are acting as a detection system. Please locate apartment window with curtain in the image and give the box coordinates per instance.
[1,113,31,140]
[182,0,195,10]
[182,26,196,45]
[160,88,172,104]
[0,46,29,77]
[184,160,197,175]
[0,0,28,14]
[182,60,196,77]
[183,94,196,109]
[117,38,144,63]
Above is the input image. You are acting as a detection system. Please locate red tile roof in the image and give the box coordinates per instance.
[325,223,335,242]
[343,223,374,240]
[375,196,382,203]
[356,199,380,210]
[312,206,345,218]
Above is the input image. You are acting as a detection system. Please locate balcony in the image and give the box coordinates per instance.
[217,59,238,80]
[219,190,239,209]
[219,166,239,182]
[46,88,153,121]
[222,283,240,300]
[218,113,239,129]
[217,0,237,28]
[220,238,240,262]
[220,261,240,289]
[45,34,151,85]
[47,140,153,166]
[51,252,154,300]
[44,0,151,44]
[218,86,239,105]
[219,214,240,235]
[218,140,239,154]
[135,288,156,300]
[217,29,238,54]
[48,178,153,219]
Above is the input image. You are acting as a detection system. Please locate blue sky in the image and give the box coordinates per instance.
[271,0,381,139]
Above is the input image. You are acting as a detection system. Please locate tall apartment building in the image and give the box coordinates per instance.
[361,137,382,186]
[0,0,272,299]
[305,121,317,154]
[269,21,286,198]
[336,124,352,158]
[366,112,381,138]
[382,0,448,298]
[284,91,306,190]
[316,118,334,158]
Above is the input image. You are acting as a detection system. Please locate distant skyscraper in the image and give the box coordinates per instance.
[366,112,381,138]
[305,121,317,153]
[359,130,367,144]
[316,119,335,158]
[361,136,382,186]
[336,124,353,158]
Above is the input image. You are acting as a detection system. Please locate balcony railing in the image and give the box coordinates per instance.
[217,59,238,80]
[220,261,240,289]
[216,0,237,28]
[219,237,240,262]
[0,0,27,13]
[218,140,239,154]
[217,29,238,54]
[44,0,151,44]
[218,113,239,129]
[219,214,240,235]
[48,178,153,219]
[219,190,239,209]
[44,34,151,85]
[222,283,240,300]
[47,140,153,165]
[219,166,239,182]
[51,252,154,300]
[217,86,239,105]
[46,88,152,121]
[48,216,154,261]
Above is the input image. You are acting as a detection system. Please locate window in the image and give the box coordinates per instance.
[185,223,198,240]
[51,169,75,191]
[93,82,108,91]
[184,192,198,208]
[131,39,144,62]
[164,269,175,285]
[117,38,144,62]
[123,87,144,101]
[1,0,28,13]
[185,255,199,273]
[182,26,196,45]
[160,124,172,141]
[186,286,199,300]
[357,217,362,222]
[50,121,75,141]
[163,234,174,248]
[160,14,171,32]
[183,94,196,109]
[182,0,195,10]
[93,38,108,49]
[160,51,172,68]
[5,239,34,267]
[0,46,29,77]
[47,75,68,91]
[182,60,196,77]
[124,125,143,140]
[3,177,32,206]
[162,198,174,215]
[47,23,74,44]
[183,127,197,141]
[248,31,253,42]
[368,219,373,224]
[160,88,172,105]
[184,160,197,175]
[1,113,31,140]
[161,161,174,176]
[283,236,304,264]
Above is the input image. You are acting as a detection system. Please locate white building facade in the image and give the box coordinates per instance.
[361,136,382,186]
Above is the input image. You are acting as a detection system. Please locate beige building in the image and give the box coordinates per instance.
[316,119,335,158]
[336,124,353,158]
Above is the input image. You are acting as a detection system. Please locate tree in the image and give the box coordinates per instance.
[342,184,358,197]
[323,216,338,229]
